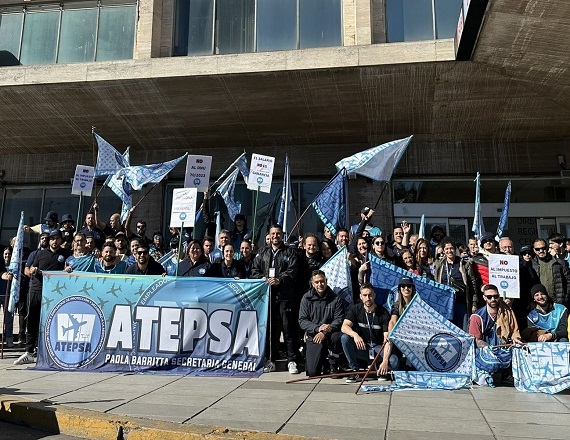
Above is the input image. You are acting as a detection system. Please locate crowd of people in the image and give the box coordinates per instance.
[1,204,568,385]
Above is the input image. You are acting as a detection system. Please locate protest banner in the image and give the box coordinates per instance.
[488,254,520,298]
[247,153,275,193]
[184,155,212,192]
[71,165,95,196]
[37,273,269,377]
[170,188,198,228]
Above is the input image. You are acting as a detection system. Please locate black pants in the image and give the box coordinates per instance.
[18,290,28,341]
[266,299,298,363]
[305,331,342,377]
[25,289,42,354]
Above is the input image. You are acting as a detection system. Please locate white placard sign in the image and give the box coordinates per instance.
[488,254,520,298]
[184,155,212,192]
[247,153,275,193]
[71,165,95,196]
[170,188,198,228]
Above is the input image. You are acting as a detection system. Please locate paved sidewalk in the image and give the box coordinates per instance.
[1,349,569,440]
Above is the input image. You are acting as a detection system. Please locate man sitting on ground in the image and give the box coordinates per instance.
[522,284,569,342]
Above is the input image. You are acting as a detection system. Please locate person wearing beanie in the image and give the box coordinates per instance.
[521,284,568,342]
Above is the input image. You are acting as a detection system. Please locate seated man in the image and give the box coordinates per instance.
[341,283,396,383]
[298,270,344,377]
[469,284,523,386]
[522,284,569,342]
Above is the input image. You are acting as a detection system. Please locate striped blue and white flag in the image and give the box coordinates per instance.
[312,169,346,235]
[105,147,132,222]
[418,214,426,239]
[7,211,24,313]
[320,247,353,313]
[495,181,511,241]
[235,152,250,182]
[335,136,413,182]
[217,168,242,222]
[94,133,129,177]
[512,342,570,394]
[369,253,455,320]
[117,153,188,190]
[277,154,292,231]
[389,295,474,376]
[472,172,485,240]
[361,371,472,393]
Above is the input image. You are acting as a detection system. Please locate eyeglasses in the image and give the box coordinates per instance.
[136,251,148,255]
[374,241,385,245]
[534,247,547,252]
[484,294,500,299]
[400,285,413,290]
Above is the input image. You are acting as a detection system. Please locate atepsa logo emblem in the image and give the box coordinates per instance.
[45,296,105,369]
[425,333,463,372]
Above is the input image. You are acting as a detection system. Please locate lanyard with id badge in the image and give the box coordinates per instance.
[365,311,375,359]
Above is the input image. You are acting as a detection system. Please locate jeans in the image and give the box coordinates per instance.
[341,333,399,371]
[0,295,14,339]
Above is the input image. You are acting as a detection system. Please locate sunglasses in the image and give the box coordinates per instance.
[534,247,547,252]
[521,252,532,256]
[400,285,413,290]
[136,251,149,255]
[484,294,500,299]
[374,241,385,245]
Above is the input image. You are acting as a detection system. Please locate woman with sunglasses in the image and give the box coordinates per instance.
[370,235,395,263]
[178,239,212,277]
[434,238,477,330]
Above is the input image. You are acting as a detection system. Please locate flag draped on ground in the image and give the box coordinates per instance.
[495,181,511,240]
[116,153,188,190]
[335,135,413,182]
[216,168,241,222]
[320,247,353,313]
[368,253,455,320]
[361,371,472,393]
[512,342,570,394]
[312,169,346,235]
[472,172,485,240]
[277,154,292,231]
[7,211,24,313]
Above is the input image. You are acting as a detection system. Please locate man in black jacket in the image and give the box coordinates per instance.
[251,224,298,373]
[298,270,344,376]
[532,238,570,306]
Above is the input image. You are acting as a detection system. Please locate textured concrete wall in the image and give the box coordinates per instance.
[135,0,163,59]
[343,0,373,46]
[372,0,387,44]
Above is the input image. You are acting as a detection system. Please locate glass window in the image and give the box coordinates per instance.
[386,0,434,42]
[58,7,97,63]
[435,0,462,39]
[215,0,255,55]
[299,0,342,49]
[0,12,23,66]
[96,5,136,61]
[20,9,60,65]
[256,0,297,52]
[188,0,214,55]
[1,188,42,248]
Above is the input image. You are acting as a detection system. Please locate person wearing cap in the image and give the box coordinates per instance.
[114,232,129,261]
[59,214,76,249]
[349,207,381,243]
[231,214,252,251]
[471,232,498,297]
[521,284,568,342]
[341,282,395,382]
[163,237,183,276]
[531,238,570,306]
[15,230,71,365]
[23,211,59,235]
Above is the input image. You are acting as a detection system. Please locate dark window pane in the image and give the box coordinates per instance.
[173,0,190,55]
[96,5,136,61]
[256,0,297,52]
[386,0,434,42]
[20,10,60,65]
[2,189,42,247]
[435,0,462,39]
[215,0,255,55]
[0,13,22,66]
[58,8,97,63]
[188,0,214,55]
[299,0,342,49]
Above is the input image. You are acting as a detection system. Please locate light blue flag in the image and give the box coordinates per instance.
[512,343,570,394]
[277,154,292,230]
[7,211,24,313]
[418,214,426,239]
[472,172,486,240]
[361,371,472,393]
[389,295,474,377]
[217,168,242,222]
[368,253,455,320]
[105,147,132,223]
[312,169,346,235]
[495,181,511,241]
[335,136,413,182]
[94,133,129,177]
[235,152,250,182]
[320,247,353,313]
[117,153,188,191]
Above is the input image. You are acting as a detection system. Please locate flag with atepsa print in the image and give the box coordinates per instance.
[7,211,24,313]
[216,168,241,222]
[472,172,485,240]
[117,153,188,190]
[495,181,511,240]
[335,136,413,182]
[94,133,129,177]
[512,342,570,394]
[312,169,346,235]
[389,295,474,376]
[277,154,292,231]
[368,253,455,320]
[360,371,472,393]
[321,247,353,313]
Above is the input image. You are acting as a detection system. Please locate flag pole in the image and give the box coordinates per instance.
[208,152,246,193]
[1,278,10,359]
[91,126,98,203]
[131,183,160,211]
[175,221,184,277]
[251,187,260,246]
[372,182,389,210]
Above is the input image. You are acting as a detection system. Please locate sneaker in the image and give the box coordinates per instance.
[288,361,299,374]
[377,375,391,382]
[14,352,36,365]
[263,361,275,373]
[345,374,359,383]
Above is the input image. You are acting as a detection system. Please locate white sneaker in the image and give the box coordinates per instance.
[14,352,36,365]
[288,361,299,374]
[263,361,275,373]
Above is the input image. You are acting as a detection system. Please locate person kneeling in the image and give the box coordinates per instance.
[521,284,569,342]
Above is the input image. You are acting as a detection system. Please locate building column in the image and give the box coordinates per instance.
[135,0,164,59]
